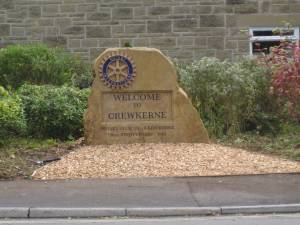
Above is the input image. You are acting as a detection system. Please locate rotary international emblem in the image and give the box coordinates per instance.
[99,53,136,89]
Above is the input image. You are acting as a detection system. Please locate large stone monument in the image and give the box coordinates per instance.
[84,48,209,144]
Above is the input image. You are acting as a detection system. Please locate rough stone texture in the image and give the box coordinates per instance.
[0,0,300,61]
[84,48,209,144]
[86,26,111,38]
[0,24,10,36]
[147,21,172,33]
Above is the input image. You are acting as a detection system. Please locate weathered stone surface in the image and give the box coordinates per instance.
[200,15,224,27]
[173,19,197,32]
[271,4,289,13]
[226,0,245,5]
[42,5,59,13]
[81,39,98,47]
[150,37,176,48]
[177,37,194,46]
[1,0,300,62]
[11,27,25,36]
[55,18,72,28]
[0,16,5,23]
[208,37,224,49]
[235,3,258,14]
[38,18,54,26]
[147,21,171,33]
[148,6,170,15]
[195,37,207,47]
[0,24,10,36]
[98,38,119,47]
[133,38,150,47]
[125,24,145,33]
[112,8,133,19]
[29,6,41,17]
[43,36,67,47]
[0,0,14,10]
[60,4,76,13]
[68,39,81,48]
[173,6,190,14]
[87,12,111,21]
[62,26,84,35]
[86,26,111,38]
[192,6,212,14]
[84,48,209,144]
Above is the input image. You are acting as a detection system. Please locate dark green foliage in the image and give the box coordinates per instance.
[0,86,26,142]
[220,123,300,161]
[177,57,281,137]
[18,84,90,140]
[123,41,132,48]
[0,44,93,89]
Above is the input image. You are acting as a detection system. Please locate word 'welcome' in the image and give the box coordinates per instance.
[113,93,161,101]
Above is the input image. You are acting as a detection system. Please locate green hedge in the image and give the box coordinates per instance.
[0,45,286,141]
[18,84,90,140]
[0,86,26,142]
[177,57,281,137]
[0,44,93,89]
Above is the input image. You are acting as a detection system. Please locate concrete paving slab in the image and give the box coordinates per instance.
[29,208,126,218]
[0,207,28,218]
[186,174,300,207]
[127,207,221,217]
[0,177,197,208]
[221,204,300,214]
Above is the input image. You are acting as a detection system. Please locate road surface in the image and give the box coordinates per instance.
[1,215,300,225]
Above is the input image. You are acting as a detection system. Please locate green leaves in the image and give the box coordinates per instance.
[0,44,93,89]
[177,57,279,137]
[18,84,90,140]
[0,86,26,142]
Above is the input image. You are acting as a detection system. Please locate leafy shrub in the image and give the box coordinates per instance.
[177,57,280,137]
[0,44,93,89]
[0,86,26,142]
[258,40,300,122]
[18,84,90,140]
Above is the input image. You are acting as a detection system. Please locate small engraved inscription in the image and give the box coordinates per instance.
[101,125,175,138]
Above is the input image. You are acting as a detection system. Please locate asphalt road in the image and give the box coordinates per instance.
[1,215,300,225]
[1,174,300,208]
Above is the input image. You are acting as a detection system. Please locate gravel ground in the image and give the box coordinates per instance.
[33,143,300,180]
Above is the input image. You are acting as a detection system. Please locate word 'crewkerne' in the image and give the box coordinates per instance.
[108,111,167,120]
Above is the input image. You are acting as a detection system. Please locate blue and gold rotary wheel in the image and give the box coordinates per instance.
[99,53,136,89]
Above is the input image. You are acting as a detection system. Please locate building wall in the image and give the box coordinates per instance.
[1,0,300,62]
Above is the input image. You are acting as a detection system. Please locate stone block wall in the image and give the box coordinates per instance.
[1,0,300,62]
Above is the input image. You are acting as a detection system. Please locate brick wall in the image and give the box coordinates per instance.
[1,0,300,62]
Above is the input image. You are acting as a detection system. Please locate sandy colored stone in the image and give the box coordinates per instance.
[33,143,300,180]
[84,48,209,144]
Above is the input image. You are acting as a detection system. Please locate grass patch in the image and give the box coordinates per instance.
[0,138,76,180]
[218,125,300,161]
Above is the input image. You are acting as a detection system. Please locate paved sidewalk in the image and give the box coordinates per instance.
[0,173,300,218]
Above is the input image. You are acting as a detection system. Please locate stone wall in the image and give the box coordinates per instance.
[1,0,300,62]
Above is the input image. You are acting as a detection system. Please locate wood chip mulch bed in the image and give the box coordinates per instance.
[32,143,300,180]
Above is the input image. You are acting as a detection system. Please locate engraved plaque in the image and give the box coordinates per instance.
[102,91,173,122]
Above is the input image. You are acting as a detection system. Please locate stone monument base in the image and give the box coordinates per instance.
[84,48,209,144]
